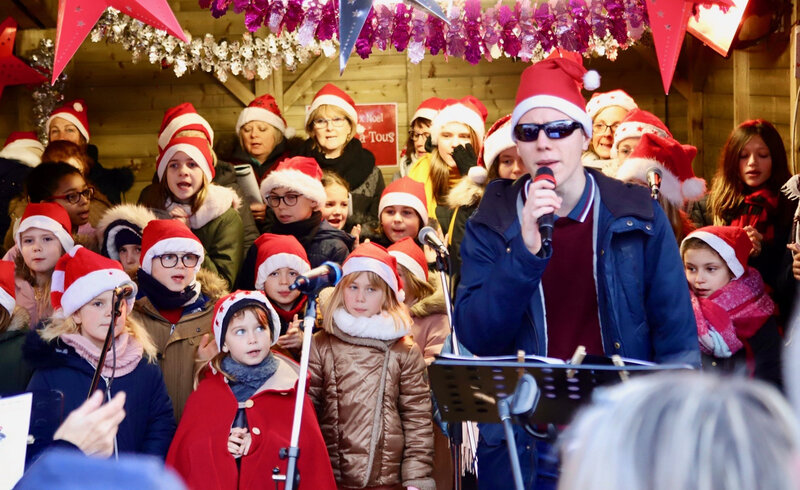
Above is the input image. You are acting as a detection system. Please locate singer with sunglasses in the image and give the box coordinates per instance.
[130,219,229,421]
[453,52,700,489]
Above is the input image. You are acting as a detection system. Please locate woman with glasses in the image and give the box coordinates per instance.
[395,97,445,180]
[297,84,384,232]
[581,89,638,173]
[130,219,228,421]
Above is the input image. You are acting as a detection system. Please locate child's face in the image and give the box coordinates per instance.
[20,228,64,274]
[223,309,271,365]
[437,122,472,168]
[165,151,205,203]
[268,187,315,224]
[343,273,384,318]
[263,267,301,310]
[50,173,91,227]
[615,137,641,161]
[496,147,526,180]
[118,244,141,274]
[322,183,349,230]
[738,135,772,188]
[73,290,127,350]
[683,247,733,298]
[396,265,414,305]
[150,254,197,292]
[381,205,421,243]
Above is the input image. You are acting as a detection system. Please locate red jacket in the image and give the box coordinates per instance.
[166,354,336,490]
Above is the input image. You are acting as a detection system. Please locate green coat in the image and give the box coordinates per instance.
[0,311,33,395]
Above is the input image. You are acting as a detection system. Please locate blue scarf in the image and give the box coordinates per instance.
[221,353,279,402]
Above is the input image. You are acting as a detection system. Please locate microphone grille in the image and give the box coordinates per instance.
[418,226,435,243]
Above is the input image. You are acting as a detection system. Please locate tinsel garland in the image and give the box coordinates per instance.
[28,39,67,141]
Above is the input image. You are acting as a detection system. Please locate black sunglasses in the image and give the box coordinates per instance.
[514,120,583,142]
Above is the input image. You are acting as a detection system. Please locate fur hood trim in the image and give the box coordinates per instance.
[447,175,485,209]
[410,273,447,318]
[94,204,157,256]
[0,147,42,167]
[188,184,241,230]
[333,307,410,340]
[196,268,229,302]
[5,306,30,332]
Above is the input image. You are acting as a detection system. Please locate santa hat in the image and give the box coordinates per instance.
[236,94,295,138]
[615,133,706,206]
[379,177,428,225]
[412,97,446,123]
[15,202,74,252]
[0,260,16,316]
[212,290,281,350]
[431,96,488,145]
[681,226,752,279]
[511,52,599,139]
[0,132,44,167]
[157,103,215,150]
[260,157,326,208]
[388,237,427,282]
[305,83,358,127]
[46,100,90,142]
[254,233,311,291]
[470,114,515,185]
[51,245,136,318]
[139,219,205,274]
[342,242,404,302]
[585,89,638,120]
[156,136,215,183]
[611,109,672,159]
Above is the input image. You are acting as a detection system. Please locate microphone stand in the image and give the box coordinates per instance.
[431,249,478,486]
[86,289,126,398]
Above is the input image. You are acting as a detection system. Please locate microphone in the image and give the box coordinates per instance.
[113,282,136,299]
[534,167,556,250]
[418,226,448,256]
[290,262,343,293]
[646,167,662,200]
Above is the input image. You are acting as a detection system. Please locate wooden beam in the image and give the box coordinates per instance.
[790,2,800,173]
[283,56,335,109]
[732,50,751,123]
[406,61,422,121]
[254,68,284,112]
[210,73,253,106]
[686,38,713,179]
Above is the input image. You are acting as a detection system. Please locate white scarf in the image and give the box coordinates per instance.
[333,307,410,341]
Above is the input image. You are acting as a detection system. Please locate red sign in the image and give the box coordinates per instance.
[355,103,398,167]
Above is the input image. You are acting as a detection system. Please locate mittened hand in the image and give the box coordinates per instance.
[452,144,478,176]
[424,135,434,154]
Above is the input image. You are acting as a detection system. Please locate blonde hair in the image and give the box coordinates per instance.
[237,122,284,151]
[397,264,434,304]
[430,125,481,205]
[321,170,350,192]
[322,271,411,333]
[39,312,158,362]
[305,105,357,152]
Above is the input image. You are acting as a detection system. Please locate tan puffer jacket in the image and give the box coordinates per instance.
[130,268,228,421]
[308,317,435,490]
[409,273,450,366]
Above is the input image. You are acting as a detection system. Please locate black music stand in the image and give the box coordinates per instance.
[429,357,692,488]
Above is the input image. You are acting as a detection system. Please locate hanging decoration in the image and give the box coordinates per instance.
[0,17,47,101]
[28,39,68,141]
[53,0,189,82]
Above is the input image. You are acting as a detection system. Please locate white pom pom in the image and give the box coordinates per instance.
[73,102,84,112]
[284,127,296,139]
[468,166,488,185]
[583,70,601,91]
[681,177,707,202]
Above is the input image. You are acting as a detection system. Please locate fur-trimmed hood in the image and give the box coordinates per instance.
[410,273,447,318]
[447,175,485,209]
[195,267,229,303]
[94,204,157,257]
[5,306,30,333]
[185,183,241,230]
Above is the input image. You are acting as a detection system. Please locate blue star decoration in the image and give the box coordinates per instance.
[0,17,47,101]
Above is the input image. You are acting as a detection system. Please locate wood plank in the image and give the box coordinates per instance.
[732,50,750,122]
[210,73,253,106]
[406,61,421,123]
[283,56,336,109]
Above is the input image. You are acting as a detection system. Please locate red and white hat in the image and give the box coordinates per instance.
[15,202,74,252]
[254,233,311,291]
[157,103,214,150]
[305,83,358,127]
[469,114,516,185]
[46,100,90,142]
[342,242,404,302]
[616,133,705,206]
[0,132,44,167]
[212,290,281,350]
[681,226,752,279]
[139,219,205,274]
[412,97,446,123]
[611,109,672,159]
[51,245,136,318]
[388,237,427,282]
[379,177,428,224]
[431,96,488,144]
[511,51,599,139]
[585,89,638,119]
[156,136,215,183]
[236,94,294,138]
[0,260,16,315]
[260,156,326,208]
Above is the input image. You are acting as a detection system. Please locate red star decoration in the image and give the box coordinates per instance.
[53,0,188,83]
[0,17,47,101]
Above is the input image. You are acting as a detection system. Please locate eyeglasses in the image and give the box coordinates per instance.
[410,131,431,141]
[48,187,94,204]
[312,117,349,129]
[592,122,621,134]
[154,253,200,268]
[266,193,299,207]
[514,121,584,142]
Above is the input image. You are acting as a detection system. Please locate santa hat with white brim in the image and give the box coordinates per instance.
[46,100,90,142]
[253,233,311,291]
[156,136,215,183]
[305,83,358,127]
[15,202,75,252]
[158,102,215,150]
[139,219,205,275]
[430,96,488,145]
[260,157,326,208]
[0,132,44,167]
[0,260,16,316]
[212,290,282,350]
[379,177,428,225]
[388,237,427,282]
[681,226,752,279]
[342,243,405,303]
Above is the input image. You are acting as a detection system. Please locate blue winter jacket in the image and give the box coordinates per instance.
[454,169,700,367]
[24,332,176,461]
